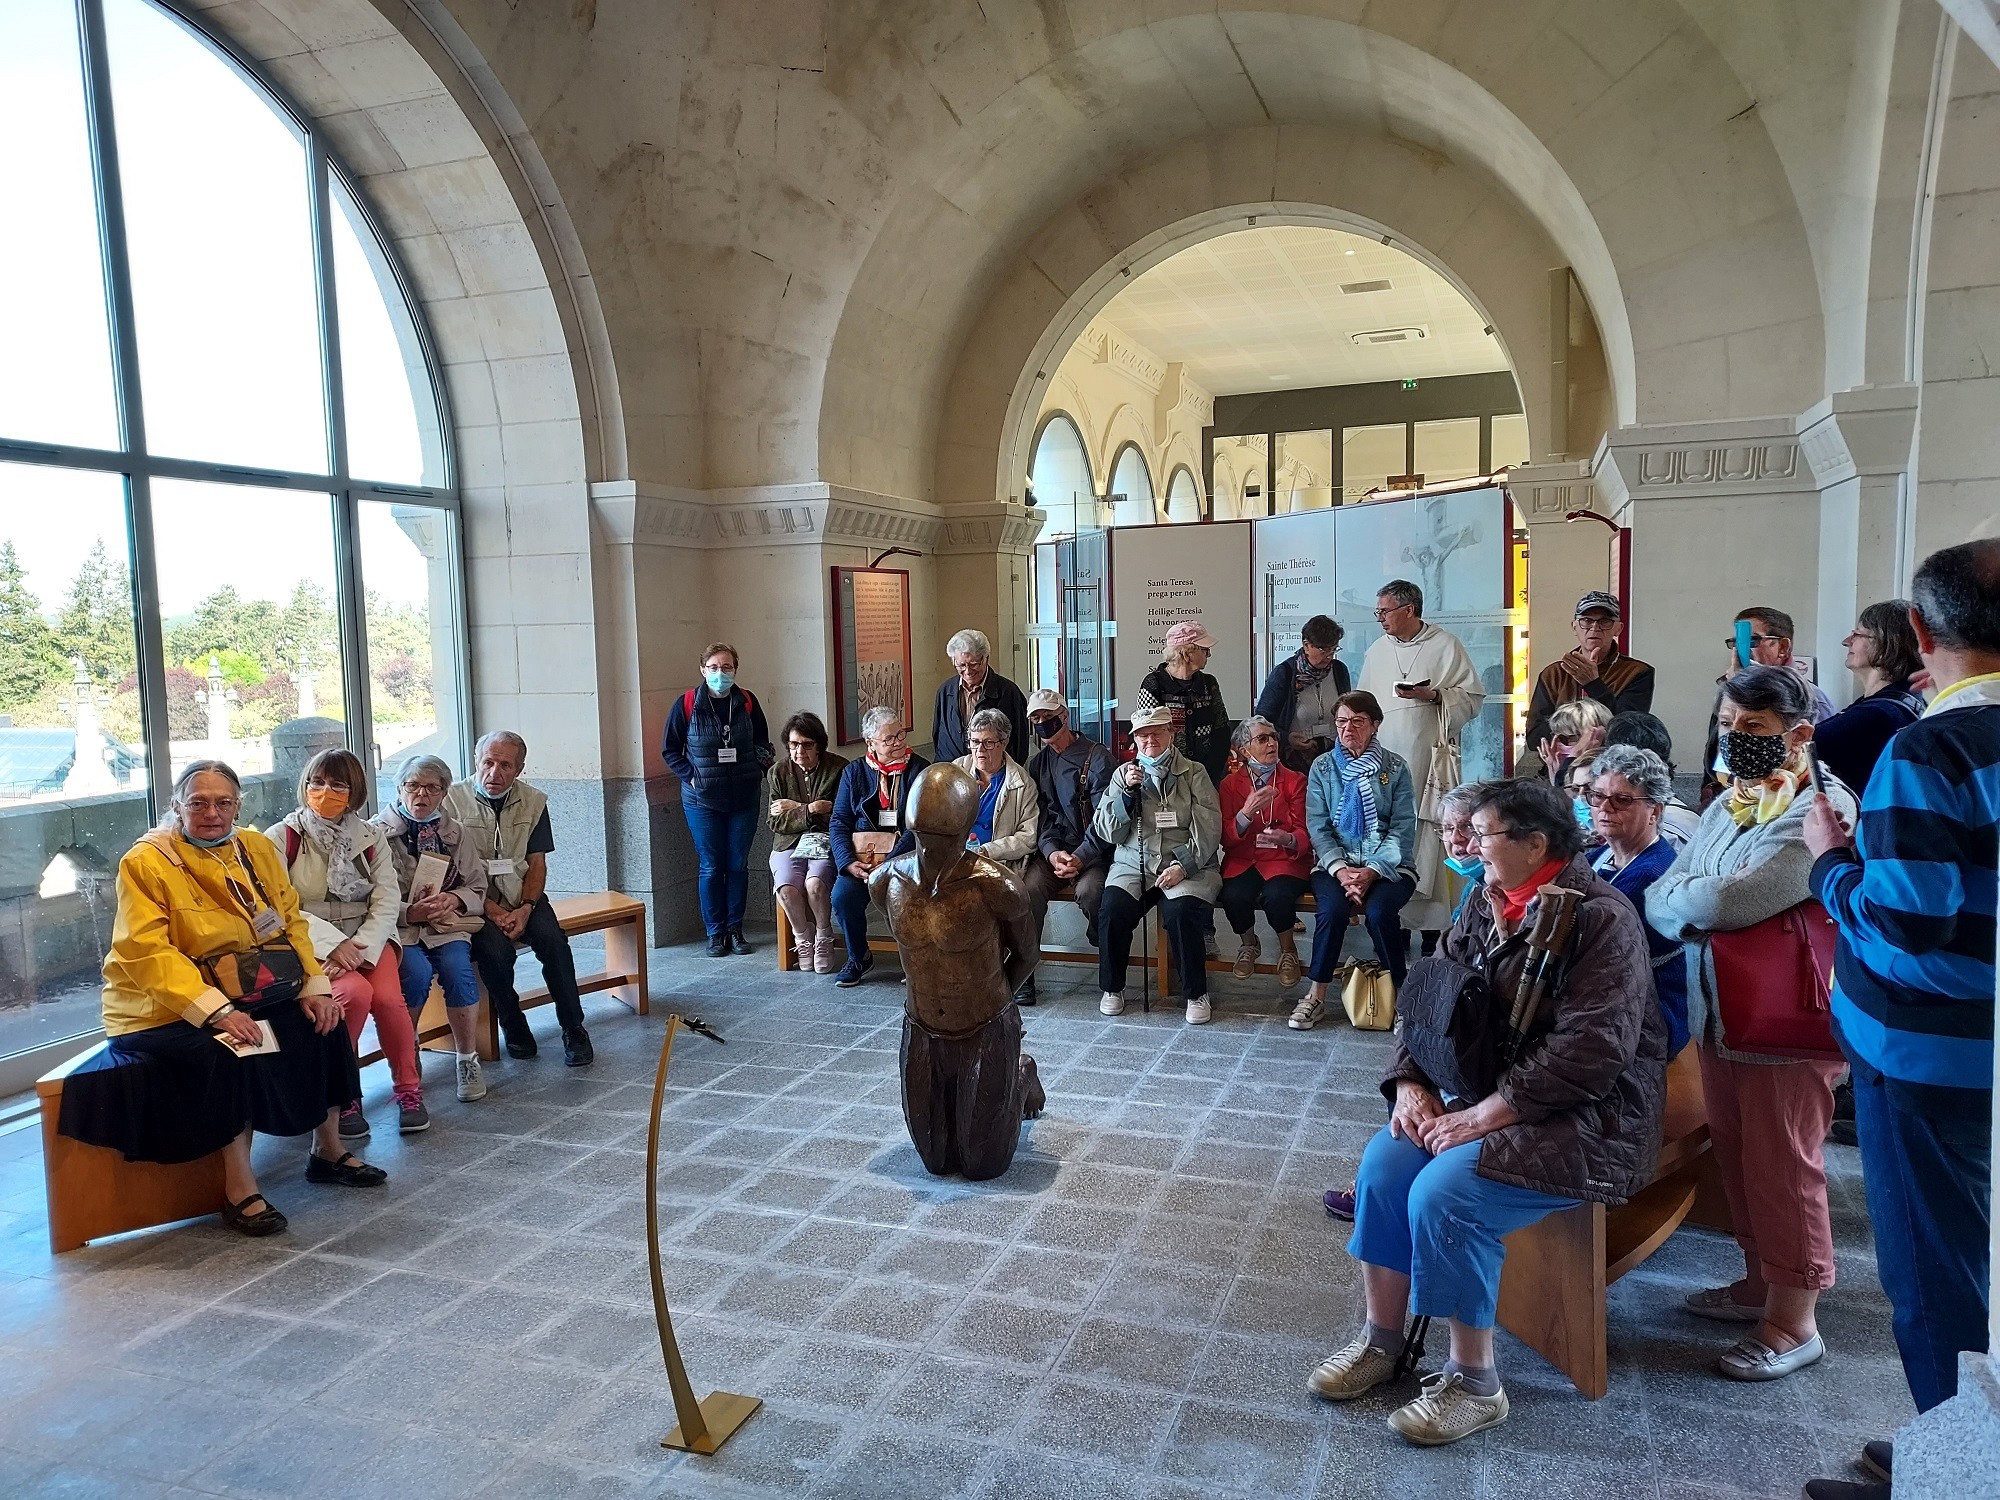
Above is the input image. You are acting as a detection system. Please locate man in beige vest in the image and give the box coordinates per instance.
[448,731,593,1067]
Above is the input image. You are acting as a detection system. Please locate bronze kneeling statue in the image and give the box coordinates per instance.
[868,763,1044,1181]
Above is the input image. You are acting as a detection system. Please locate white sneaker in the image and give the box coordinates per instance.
[1185,996,1212,1025]
[1387,1371,1510,1446]
[1289,993,1326,1031]
[1099,991,1126,1016]
[455,1053,486,1102]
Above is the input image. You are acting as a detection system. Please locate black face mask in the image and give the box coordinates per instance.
[1032,717,1062,740]
[1719,729,1791,781]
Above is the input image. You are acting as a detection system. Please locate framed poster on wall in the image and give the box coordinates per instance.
[831,566,914,746]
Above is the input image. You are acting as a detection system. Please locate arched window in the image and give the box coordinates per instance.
[1108,443,1154,528]
[1164,465,1202,523]
[0,0,464,1076]
[1029,412,1094,536]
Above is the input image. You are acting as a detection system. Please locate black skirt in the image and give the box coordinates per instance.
[59,995,362,1164]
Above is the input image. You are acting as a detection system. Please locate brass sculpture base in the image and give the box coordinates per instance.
[647,1013,761,1456]
[662,1390,763,1453]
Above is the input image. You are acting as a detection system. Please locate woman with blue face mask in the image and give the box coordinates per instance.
[660,641,776,957]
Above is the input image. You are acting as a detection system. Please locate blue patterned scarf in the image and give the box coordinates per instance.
[1332,743,1382,844]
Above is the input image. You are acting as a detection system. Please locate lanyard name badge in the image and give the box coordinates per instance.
[878,770,901,828]
[211,842,285,941]
[710,693,739,763]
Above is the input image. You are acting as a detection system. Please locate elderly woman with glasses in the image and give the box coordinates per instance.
[1310,777,1664,1446]
[374,754,489,1105]
[1217,715,1313,992]
[1293,692,1418,1031]
[768,711,848,973]
[1586,745,1689,1056]
[1647,665,1859,1383]
[59,761,385,1239]
[829,707,930,988]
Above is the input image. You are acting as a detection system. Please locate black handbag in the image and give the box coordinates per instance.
[1394,952,1504,1101]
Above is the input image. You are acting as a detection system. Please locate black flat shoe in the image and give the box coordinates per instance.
[728,930,753,956]
[221,1192,287,1237]
[501,1019,538,1060]
[706,933,729,957]
[562,1028,594,1067]
[306,1150,388,1188]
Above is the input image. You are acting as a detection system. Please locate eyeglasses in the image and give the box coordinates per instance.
[1842,630,1877,644]
[1469,827,1517,846]
[1574,617,1616,631]
[969,737,1004,750]
[1372,606,1405,621]
[181,797,239,814]
[786,739,816,750]
[1247,732,1278,744]
[1582,790,1645,811]
[1724,632,1784,648]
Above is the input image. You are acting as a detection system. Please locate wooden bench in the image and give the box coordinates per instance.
[1495,1046,1726,1398]
[774,878,1161,982]
[37,1046,226,1253]
[365,891,649,1065]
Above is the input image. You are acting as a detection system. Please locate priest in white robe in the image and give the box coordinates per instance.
[1356,578,1485,931]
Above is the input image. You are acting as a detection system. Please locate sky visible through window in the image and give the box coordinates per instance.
[0,0,445,762]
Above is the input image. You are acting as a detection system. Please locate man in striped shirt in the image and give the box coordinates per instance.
[1803,539,2000,1500]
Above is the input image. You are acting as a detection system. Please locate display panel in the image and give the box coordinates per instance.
[1107,521,1254,717]
[831,566,914,746]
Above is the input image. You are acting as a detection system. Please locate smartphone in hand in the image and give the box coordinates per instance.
[1802,742,1826,797]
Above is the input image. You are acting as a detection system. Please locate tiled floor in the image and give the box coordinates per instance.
[0,934,1912,1499]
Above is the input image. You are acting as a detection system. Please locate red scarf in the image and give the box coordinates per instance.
[1494,856,1568,926]
[866,754,908,807]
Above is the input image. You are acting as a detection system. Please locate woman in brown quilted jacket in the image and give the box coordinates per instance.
[1306,777,1667,1446]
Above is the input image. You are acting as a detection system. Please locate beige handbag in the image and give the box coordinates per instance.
[1342,960,1397,1030]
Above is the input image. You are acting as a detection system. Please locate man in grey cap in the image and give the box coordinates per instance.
[1022,689,1114,959]
[1523,590,1655,768]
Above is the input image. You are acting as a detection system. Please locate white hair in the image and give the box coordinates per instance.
[475,730,527,762]
[968,708,1012,742]
[397,753,455,792]
[861,706,903,741]
[945,628,991,661]
[1589,744,1673,805]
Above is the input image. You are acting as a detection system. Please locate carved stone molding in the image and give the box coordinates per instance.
[1598,415,1820,505]
[935,504,1048,556]
[589,481,945,552]
[1504,460,1604,526]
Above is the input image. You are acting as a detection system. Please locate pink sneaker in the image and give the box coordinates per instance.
[395,1089,430,1134]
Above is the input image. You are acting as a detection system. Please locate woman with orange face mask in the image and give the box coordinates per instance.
[270,748,426,1136]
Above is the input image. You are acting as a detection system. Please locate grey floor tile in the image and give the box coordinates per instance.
[941,1297,1080,1371]
[1155,1397,1322,1496]
[813,1429,993,1499]
[1055,1316,1206,1390]
[816,1279,958,1344]
[1019,1378,1178,1465]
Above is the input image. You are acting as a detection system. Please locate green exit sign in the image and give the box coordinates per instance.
[1401,378,1418,390]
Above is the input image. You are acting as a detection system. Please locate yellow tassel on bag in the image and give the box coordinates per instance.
[1342,961,1397,1030]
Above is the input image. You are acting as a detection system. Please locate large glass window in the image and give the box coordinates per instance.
[1491,412,1530,471]
[1414,417,1481,486]
[1211,433,1266,519]
[1108,444,1154,528]
[1342,423,1406,502]
[1275,429,1335,512]
[0,0,462,1076]
[1029,413,1094,537]
[1163,466,1201,523]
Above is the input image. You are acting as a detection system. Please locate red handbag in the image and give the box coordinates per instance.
[1709,901,1842,1060]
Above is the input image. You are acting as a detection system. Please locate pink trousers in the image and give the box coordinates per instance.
[1697,1042,1844,1290]
[334,943,420,1097]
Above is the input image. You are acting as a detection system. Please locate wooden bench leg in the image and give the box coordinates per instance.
[605,910,649,1014]
[1497,1202,1609,1399]
[40,1093,225,1253]
[774,901,795,973]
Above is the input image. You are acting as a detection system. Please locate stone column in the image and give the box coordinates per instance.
[1506,460,1625,691]
[1595,418,1830,766]
[1797,384,1921,698]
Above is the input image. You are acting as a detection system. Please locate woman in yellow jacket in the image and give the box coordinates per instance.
[57,761,387,1236]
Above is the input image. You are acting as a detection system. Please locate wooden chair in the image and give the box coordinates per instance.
[1494,1046,1723,1398]
[37,1046,227,1253]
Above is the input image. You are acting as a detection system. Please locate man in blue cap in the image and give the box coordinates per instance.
[1523,591,1655,769]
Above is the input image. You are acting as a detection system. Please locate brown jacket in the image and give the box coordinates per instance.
[1384,853,1668,1205]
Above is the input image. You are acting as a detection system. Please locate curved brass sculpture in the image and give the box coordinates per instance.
[646,1013,761,1453]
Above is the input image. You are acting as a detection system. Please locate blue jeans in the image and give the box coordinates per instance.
[1850,1064,1992,1412]
[398,939,480,1010]
[832,872,872,965]
[683,803,758,937]
[1348,1127,1578,1328]
[1308,869,1415,985]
